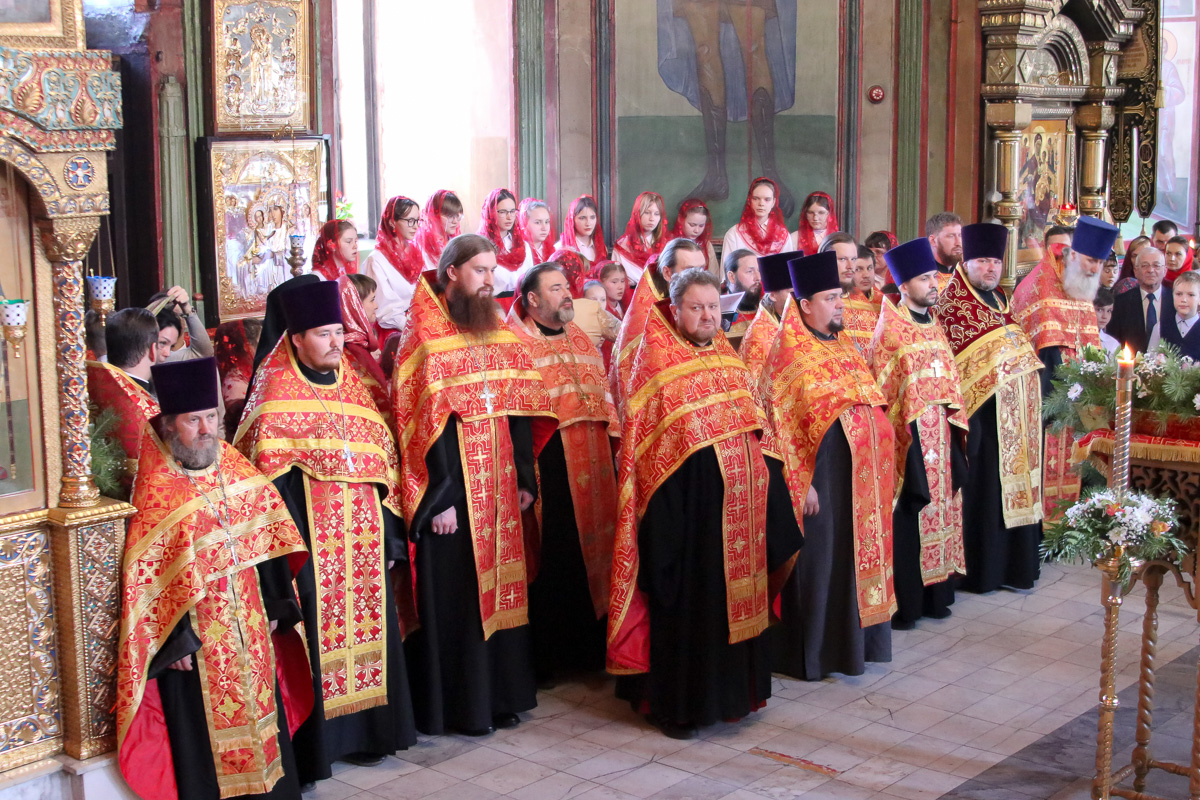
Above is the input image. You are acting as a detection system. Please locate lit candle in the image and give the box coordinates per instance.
[1118,344,1135,378]
[1112,344,1135,497]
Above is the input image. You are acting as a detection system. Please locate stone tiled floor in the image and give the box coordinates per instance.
[312,563,1198,800]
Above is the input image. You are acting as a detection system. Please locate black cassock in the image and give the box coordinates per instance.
[528,431,607,682]
[891,417,967,629]
[271,468,416,781]
[151,558,304,800]
[616,446,802,727]
[405,416,539,734]
[959,395,1042,593]
[772,420,891,681]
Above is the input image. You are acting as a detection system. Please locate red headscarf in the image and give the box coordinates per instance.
[412,189,462,265]
[587,258,627,317]
[375,195,425,283]
[736,177,791,255]
[549,248,591,297]
[614,191,668,271]
[337,275,379,352]
[560,195,609,262]
[477,188,528,270]
[214,320,255,385]
[518,197,557,265]
[796,190,840,256]
[311,220,358,280]
[669,198,714,269]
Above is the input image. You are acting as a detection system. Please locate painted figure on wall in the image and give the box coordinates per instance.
[1017,124,1064,247]
[657,0,798,217]
[1158,27,1187,216]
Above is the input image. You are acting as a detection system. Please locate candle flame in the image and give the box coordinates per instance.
[1120,344,1133,362]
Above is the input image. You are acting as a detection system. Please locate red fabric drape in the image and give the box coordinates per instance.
[560,195,609,262]
[412,189,462,265]
[518,197,557,264]
[337,275,379,352]
[736,177,792,254]
[477,188,528,270]
[613,191,668,271]
[549,248,592,296]
[311,220,358,280]
[796,190,839,256]
[375,196,425,283]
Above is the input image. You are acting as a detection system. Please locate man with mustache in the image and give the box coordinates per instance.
[870,238,968,629]
[824,232,876,356]
[118,357,311,800]
[609,268,801,739]
[938,224,1045,594]
[1013,215,1117,518]
[236,280,416,788]
[508,263,620,684]
[722,247,763,348]
[390,234,554,736]
[926,212,964,294]
[764,251,896,681]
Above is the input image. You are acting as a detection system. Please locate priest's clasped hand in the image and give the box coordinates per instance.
[804,487,820,517]
[431,507,458,535]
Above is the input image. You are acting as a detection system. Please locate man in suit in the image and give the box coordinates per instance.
[1163,270,1200,360]
[1107,245,1166,354]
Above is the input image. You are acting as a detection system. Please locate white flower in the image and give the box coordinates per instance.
[1193,393,1200,412]
[1068,383,1083,401]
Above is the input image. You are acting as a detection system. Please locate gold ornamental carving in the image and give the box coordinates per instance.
[213,0,312,134]
[37,215,99,262]
[1107,0,1161,223]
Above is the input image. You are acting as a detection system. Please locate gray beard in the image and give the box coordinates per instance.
[167,430,220,470]
[1062,263,1101,302]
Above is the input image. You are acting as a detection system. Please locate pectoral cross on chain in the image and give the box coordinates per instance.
[480,385,496,414]
[930,358,947,380]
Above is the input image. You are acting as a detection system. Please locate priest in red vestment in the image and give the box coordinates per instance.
[89,307,161,493]
[1012,215,1116,519]
[608,268,801,740]
[508,263,621,682]
[738,250,799,388]
[391,234,555,736]
[117,357,311,800]
[236,280,415,784]
[609,238,708,414]
[764,252,897,680]
[938,223,1044,593]
[871,238,968,629]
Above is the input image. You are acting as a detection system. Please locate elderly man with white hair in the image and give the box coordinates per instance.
[1106,245,1167,354]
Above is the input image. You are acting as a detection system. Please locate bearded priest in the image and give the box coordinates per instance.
[938,223,1045,593]
[236,280,416,785]
[117,357,311,800]
[509,262,621,683]
[1012,215,1117,519]
[765,252,897,681]
[608,268,802,740]
[738,250,799,388]
[391,234,555,736]
[871,239,968,630]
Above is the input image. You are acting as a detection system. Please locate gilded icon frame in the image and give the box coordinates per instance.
[197,135,330,324]
[1016,116,1074,270]
[0,0,85,51]
[211,0,313,134]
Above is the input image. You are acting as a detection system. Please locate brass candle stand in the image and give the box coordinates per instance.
[1092,348,1200,800]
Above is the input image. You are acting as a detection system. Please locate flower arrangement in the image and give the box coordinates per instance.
[1043,343,1200,435]
[1042,487,1183,585]
[335,191,355,222]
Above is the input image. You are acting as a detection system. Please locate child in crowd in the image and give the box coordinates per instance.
[1164,270,1200,360]
[1101,253,1120,290]
[582,280,608,306]
[1094,287,1119,354]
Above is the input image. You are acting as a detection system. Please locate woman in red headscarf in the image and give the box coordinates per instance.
[721,177,796,257]
[518,198,556,267]
[214,319,257,441]
[613,191,668,284]
[796,191,839,256]
[669,198,719,279]
[311,219,359,280]
[362,195,424,336]
[546,248,592,298]
[337,274,391,425]
[554,195,608,266]
[477,188,527,295]
[412,189,464,269]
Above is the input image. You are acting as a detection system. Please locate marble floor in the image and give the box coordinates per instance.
[311,562,1199,800]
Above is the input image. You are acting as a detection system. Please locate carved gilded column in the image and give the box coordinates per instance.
[986,102,1032,294]
[38,216,101,509]
[1076,104,1115,220]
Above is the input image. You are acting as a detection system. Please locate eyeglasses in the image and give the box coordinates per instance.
[496,208,518,217]
[444,213,463,223]
[398,216,421,226]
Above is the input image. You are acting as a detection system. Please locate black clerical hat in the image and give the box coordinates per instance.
[281,279,343,335]
[884,237,939,286]
[787,251,840,299]
[962,223,1008,262]
[1072,216,1120,260]
[151,357,219,417]
[758,250,802,293]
